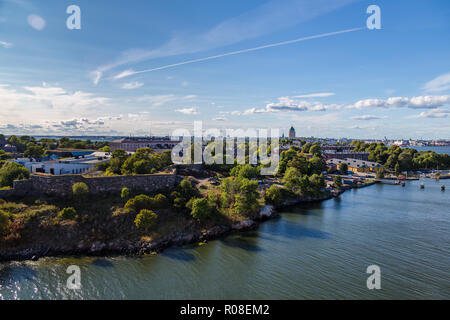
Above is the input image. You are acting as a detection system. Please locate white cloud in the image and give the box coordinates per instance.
[0,84,111,128]
[351,115,388,120]
[242,94,450,115]
[409,108,450,119]
[423,73,450,92]
[175,107,199,115]
[114,69,135,80]
[243,96,338,114]
[349,95,450,109]
[27,14,46,31]
[0,41,13,48]
[293,92,335,98]
[121,81,144,89]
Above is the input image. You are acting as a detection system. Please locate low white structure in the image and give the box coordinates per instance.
[326,158,382,171]
[13,152,110,175]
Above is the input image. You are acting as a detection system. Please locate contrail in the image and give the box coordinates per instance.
[114,27,365,79]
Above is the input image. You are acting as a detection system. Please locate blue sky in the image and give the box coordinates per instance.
[0,0,449,139]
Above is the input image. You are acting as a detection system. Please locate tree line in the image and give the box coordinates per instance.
[350,141,450,172]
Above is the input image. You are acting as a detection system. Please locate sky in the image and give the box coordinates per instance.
[0,0,449,139]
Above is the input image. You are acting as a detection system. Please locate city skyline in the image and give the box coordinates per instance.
[1,0,450,139]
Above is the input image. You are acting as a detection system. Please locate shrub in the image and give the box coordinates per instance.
[121,187,130,200]
[230,164,259,179]
[0,162,30,188]
[58,207,77,220]
[282,167,301,193]
[333,176,343,190]
[190,198,212,221]
[376,168,385,179]
[72,182,89,198]
[234,179,260,217]
[265,185,283,206]
[125,194,152,212]
[0,209,10,233]
[134,209,158,229]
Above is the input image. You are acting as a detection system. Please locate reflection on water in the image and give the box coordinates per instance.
[0,179,449,300]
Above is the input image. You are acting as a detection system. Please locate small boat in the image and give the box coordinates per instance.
[442,185,446,191]
[420,183,425,189]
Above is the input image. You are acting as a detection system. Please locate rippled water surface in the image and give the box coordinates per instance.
[1,179,449,299]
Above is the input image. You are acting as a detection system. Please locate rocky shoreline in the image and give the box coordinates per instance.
[0,190,349,263]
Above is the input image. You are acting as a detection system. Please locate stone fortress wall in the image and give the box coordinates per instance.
[0,173,180,198]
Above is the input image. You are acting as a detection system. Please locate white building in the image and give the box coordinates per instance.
[14,152,110,175]
[326,158,382,172]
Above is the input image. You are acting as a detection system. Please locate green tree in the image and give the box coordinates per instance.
[230,164,259,179]
[309,143,322,157]
[288,156,309,175]
[111,149,128,162]
[308,174,326,196]
[394,163,401,175]
[23,145,46,160]
[309,156,325,174]
[0,162,30,188]
[265,185,283,206]
[134,209,158,230]
[234,179,260,217]
[125,194,152,212]
[190,198,213,221]
[333,175,342,190]
[133,160,151,174]
[283,167,301,193]
[121,187,130,200]
[72,182,89,198]
[376,168,385,179]
[301,142,312,153]
[219,177,240,208]
[107,157,123,175]
[58,207,77,220]
[0,150,11,160]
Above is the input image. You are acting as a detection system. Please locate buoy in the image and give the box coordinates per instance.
[401,182,405,187]
[442,185,446,191]
[420,183,425,189]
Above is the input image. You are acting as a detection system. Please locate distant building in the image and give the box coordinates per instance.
[322,145,369,161]
[13,151,110,175]
[288,126,296,140]
[110,137,180,153]
[0,140,17,153]
[326,158,382,172]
